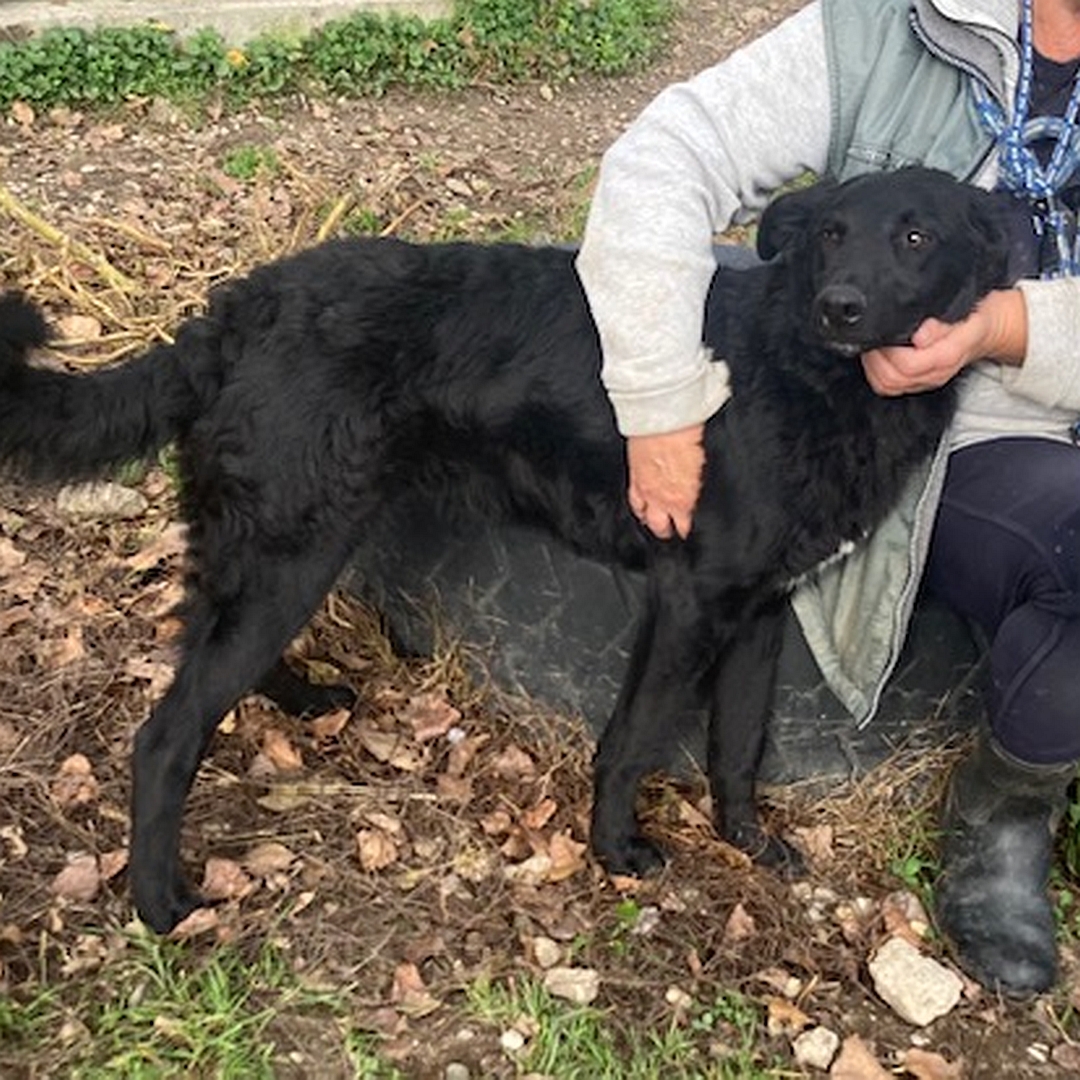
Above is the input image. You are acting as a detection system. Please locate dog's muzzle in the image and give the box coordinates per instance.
[812,284,873,355]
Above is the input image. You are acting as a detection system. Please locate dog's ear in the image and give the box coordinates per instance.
[756,179,838,260]
[966,192,1014,291]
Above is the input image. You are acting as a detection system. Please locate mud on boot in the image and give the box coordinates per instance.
[935,735,1077,998]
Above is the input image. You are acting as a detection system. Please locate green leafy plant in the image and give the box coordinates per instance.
[0,0,673,111]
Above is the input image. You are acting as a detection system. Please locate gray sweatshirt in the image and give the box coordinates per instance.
[576,0,1080,446]
[576,0,1080,720]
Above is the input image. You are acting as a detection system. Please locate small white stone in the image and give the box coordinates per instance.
[531,935,562,970]
[499,1029,526,1054]
[57,480,148,520]
[1027,1043,1050,1064]
[792,1026,840,1072]
[868,937,963,1027]
[630,905,662,936]
[542,966,601,1005]
[665,985,694,1011]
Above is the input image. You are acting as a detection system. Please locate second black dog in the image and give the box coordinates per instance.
[0,167,1009,931]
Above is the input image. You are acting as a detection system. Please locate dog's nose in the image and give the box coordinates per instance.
[814,285,866,334]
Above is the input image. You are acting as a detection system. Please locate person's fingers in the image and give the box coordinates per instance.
[671,507,692,539]
[641,504,674,538]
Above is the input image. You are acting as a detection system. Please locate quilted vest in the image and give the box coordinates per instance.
[822,0,1013,183]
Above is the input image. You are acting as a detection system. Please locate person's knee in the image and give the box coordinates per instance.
[991,610,1080,763]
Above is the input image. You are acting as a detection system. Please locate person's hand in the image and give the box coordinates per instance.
[861,289,1026,396]
[626,424,705,540]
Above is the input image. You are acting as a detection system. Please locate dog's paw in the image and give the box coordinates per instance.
[753,835,807,879]
[593,832,667,879]
[298,682,356,718]
[725,822,807,879]
[132,874,204,934]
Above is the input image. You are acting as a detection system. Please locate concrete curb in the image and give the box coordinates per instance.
[1,1,452,44]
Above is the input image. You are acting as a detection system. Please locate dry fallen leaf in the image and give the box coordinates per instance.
[99,849,129,880]
[56,313,103,341]
[124,656,176,696]
[445,732,487,777]
[830,1034,891,1080]
[1052,1043,1080,1072]
[169,906,220,940]
[882,890,931,945]
[480,808,513,836]
[722,902,757,943]
[546,831,587,883]
[435,773,473,804]
[51,754,100,809]
[126,522,187,572]
[504,852,553,887]
[399,689,461,742]
[899,1047,965,1080]
[261,728,304,773]
[51,854,101,903]
[355,719,423,772]
[765,996,813,1038]
[200,857,254,902]
[792,823,835,864]
[241,842,297,878]
[45,624,85,668]
[0,536,27,573]
[0,603,33,634]
[357,829,400,872]
[309,707,350,741]
[491,744,536,780]
[521,797,558,832]
[390,961,441,1017]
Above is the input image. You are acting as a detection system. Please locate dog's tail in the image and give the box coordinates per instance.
[0,292,217,481]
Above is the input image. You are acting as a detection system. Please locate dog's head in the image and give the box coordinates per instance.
[756,168,1012,356]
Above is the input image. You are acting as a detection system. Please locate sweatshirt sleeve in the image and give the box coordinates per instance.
[1007,277,1080,411]
[575,2,832,436]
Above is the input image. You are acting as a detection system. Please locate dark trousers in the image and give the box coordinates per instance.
[924,437,1080,764]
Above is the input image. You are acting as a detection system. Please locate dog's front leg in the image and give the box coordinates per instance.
[591,552,711,877]
[707,595,804,875]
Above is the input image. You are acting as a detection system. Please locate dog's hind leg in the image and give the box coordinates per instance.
[129,541,353,933]
[707,596,804,876]
[590,554,713,877]
[255,657,355,718]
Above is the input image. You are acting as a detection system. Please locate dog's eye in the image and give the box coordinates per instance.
[820,224,843,245]
[904,228,934,249]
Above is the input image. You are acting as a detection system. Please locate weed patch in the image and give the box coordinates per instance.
[0,0,673,110]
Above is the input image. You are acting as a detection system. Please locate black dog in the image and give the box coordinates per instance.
[0,168,1009,932]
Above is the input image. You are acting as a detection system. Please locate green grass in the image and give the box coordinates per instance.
[0,930,373,1078]
[0,0,674,111]
[466,975,784,1079]
[222,143,281,182]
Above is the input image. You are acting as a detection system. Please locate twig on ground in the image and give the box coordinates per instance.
[0,183,137,294]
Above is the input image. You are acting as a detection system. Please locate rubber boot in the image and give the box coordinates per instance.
[935,735,1076,997]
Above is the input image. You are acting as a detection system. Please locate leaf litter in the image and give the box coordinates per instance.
[0,2,1077,1076]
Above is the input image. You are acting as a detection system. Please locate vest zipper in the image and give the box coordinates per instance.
[906,7,1009,182]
